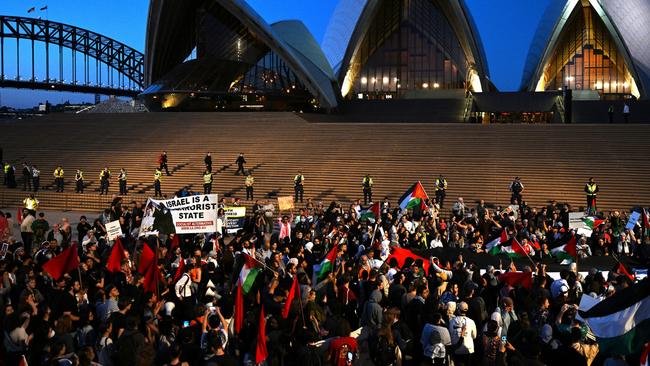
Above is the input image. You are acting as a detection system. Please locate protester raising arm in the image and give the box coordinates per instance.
[430,256,453,280]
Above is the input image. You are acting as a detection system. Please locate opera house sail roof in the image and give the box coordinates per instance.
[521,0,650,99]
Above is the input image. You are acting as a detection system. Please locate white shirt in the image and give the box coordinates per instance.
[550,278,568,298]
[449,315,477,354]
[175,273,193,298]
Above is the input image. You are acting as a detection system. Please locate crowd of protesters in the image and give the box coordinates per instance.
[0,188,647,366]
[0,150,648,365]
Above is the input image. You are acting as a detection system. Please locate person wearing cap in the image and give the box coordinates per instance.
[448,301,477,365]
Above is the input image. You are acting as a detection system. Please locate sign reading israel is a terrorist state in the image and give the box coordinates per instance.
[139,194,219,237]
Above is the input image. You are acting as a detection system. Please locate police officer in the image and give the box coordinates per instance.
[22,162,32,191]
[118,168,128,195]
[235,153,246,175]
[584,177,599,215]
[75,169,84,193]
[435,174,448,208]
[245,173,255,200]
[53,165,65,192]
[362,174,373,204]
[2,161,9,186]
[99,167,111,195]
[31,165,40,192]
[203,169,213,194]
[205,152,212,173]
[159,151,171,176]
[509,177,524,204]
[154,168,163,197]
[23,193,39,217]
[294,171,304,203]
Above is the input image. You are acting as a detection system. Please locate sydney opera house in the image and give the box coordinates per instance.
[141,0,650,121]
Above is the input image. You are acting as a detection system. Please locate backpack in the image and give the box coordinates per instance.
[368,333,397,366]
[429,331,449,366]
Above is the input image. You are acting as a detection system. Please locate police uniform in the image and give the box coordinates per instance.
[54,167,65,192]
[118,169,128,195]
[23,196,39,216]
[362,175,373,204]
[3,162,10,185]
[294,173,304,203]
[100,169,111,195]
[584,180,599,215]
[435,177,448,207]
[75,170,84,193]
[154,169,163,197]
[245,175,255,200]
[203,171,213,194]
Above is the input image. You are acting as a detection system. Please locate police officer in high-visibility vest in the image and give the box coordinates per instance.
[435,175,448,208]
[75,169,84,193]
[294,171,304,203]
[99,167,111,195]
[118,168,128,195]
[53,166,65,192]
[584,177,599,215]
[3,162,10,186]
[362,174,373,204]
[23,193,39,216]
[154,168,163,197]
[203,169,213,194]
[245,174,255,200]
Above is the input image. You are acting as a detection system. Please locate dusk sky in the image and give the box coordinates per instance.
[0,0,552,108]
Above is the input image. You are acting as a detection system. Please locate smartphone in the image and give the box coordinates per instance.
[183,320,190,328]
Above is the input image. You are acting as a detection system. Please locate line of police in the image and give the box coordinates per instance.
[6,155,600,212]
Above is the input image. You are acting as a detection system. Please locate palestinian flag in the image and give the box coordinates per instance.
[616,263,635,281]
[398,181,429,210]
[486,229,508,252]
[490,237,530,258]
[584,216,605,230]
[360,202,380,221]
[498,271,533,289]
[551,234,577,261]
[386,246,430,275]
[314,244,338,279]
[579,278,650,355]
[238,253,261,294]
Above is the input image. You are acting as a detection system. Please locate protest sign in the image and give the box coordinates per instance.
[224,206,246,234]
[105,220,123,240]
[625,211,641,230]
[139,194,219,236]
[278,196,294,211]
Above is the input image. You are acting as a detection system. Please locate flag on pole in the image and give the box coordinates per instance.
[398,181,429,210]
[234,283,244,334]
[579,278,650,355]
[282,276,299,318]
[106,237,126,273]
[238,253,261,294]
[27,7,36,13]
[584,216,605,230]
[256,306,268,364]
[138,243,156,274]
[42,243,79,279]
[486,229,508,252]
[142,253,159,294]
[551,233,577,262]
[360,202,380,221]
[490,237,532,258]
[314,244,338,280]
[616,263,635,281]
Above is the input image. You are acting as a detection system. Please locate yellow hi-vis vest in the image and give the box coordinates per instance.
[363,176,373,187]
[245,176,254,187]
[203,172,213,184]
[54,168,64,178]
[23,197,39,210]
[154,170,162,181]
[75,172,84,181]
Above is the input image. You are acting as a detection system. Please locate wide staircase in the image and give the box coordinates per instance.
[1,112,649,216]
